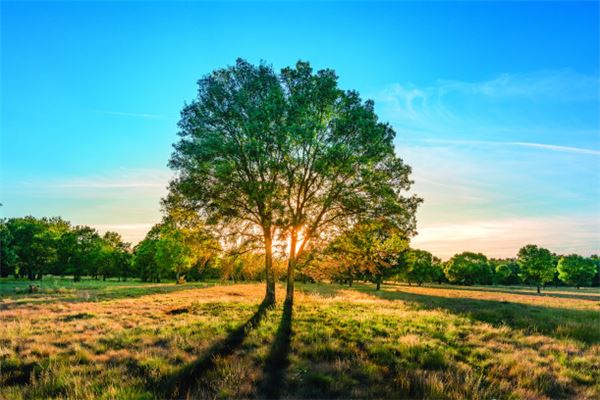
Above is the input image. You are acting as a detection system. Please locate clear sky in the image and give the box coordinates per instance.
[2,1,599,258]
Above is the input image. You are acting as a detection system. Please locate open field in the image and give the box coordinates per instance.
[1,279,599,399]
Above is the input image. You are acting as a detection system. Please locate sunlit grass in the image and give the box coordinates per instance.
[1,279,598,399]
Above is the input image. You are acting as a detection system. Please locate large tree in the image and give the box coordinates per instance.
[168,59,287,305]
[517,244,554,293]
[168,59,420,304]
[277,62,421,302]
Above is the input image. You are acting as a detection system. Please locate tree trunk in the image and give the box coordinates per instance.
[264,232,276,306]
[286,229,298,303]
[536,285,541,294]
[349,277,353,287]
[376,277,381,291]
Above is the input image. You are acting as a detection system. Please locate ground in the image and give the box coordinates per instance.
[1,278,599,399]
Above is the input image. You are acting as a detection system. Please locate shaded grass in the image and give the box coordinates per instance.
[395,282,600,302]
[257,299,293,399]
[355,283,600,344]
[160,298,272,399]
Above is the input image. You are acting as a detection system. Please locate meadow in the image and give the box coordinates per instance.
[1,278,599,399]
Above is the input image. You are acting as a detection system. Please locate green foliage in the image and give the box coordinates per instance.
[444,252,492,285]
[274,61,421,297]
[328,219,409,289]
[155,229,193,281]
[167,59,287,301]
[557,254,596,288]
[517,245,555,292]
[402,249,439,286]
[4,217,59,279]
[591,255,600,287]
[0,220,17,277]
[167,59,421,301]
[133,218,219,283]
[2,217,133,282]
[494,260,521,285]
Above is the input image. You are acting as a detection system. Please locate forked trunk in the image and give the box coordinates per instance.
[264,233,276,306]
[285,229,298,303]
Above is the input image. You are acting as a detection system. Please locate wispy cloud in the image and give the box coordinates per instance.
[15,168,172,193]
[509,142,600,156]
[378,69,600,257]
[437,69,600,102]
[376,69,600,145]
[417,138,600,156]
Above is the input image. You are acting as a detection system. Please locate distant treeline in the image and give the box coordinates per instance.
[1,216,598,291]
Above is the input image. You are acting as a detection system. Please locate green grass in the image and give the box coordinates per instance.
[1,279,599,399]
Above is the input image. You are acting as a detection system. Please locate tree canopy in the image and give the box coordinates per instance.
[517,244,555,293]
[167,59,420,303]
[444,252,492,285]
[557,254,596,289]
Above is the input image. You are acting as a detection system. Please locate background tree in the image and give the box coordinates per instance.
[430,256,446,284]
[591,255,600,287]
[133,238,160,282]
[95,231,132,281]
[322,236,364,286]
[167,59,287,305]
[557,254,596,289]
[134,224,169,282]
[162,193,221,279]
[69,226,103,281]
[5,217,60,280]
[444,252,492,285]
[494,260,521,285]
[155,229,193,282]
[277,62,421,302]
[517,244,554,293]
[331,219,409,290]
[403,249,437,286]
[0,220,17,278]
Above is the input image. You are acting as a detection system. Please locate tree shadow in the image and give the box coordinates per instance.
[410,283,600,302]
[357,285,600,344]
[258,299,293,399]
[296,282,344,298]
[159,299,272,399]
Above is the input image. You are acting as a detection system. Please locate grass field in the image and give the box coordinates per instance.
[1,279,599,399]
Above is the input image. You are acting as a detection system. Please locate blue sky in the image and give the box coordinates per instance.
[2,1,599,258]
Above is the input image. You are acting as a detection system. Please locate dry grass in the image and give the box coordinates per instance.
[1,279,598,399]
